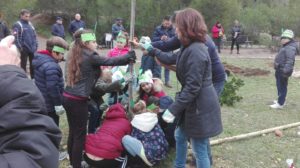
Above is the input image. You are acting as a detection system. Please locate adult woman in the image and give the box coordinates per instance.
[63,29,135,168]
[211,21,224,53]
[141,8,222,168]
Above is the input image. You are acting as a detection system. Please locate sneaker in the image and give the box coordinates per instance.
[270,102,283,109]
[273,100,285,106]
[59,151,68,161]
[165,83,172,88]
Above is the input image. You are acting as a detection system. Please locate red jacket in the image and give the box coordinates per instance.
[85,103,132,159]
[211,25,224,39]
[107,46,129,58]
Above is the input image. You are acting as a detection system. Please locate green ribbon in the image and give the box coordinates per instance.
[52,46,65,53]
[117,37,126,44]
[81,33,96,42]
[147,103,157,111]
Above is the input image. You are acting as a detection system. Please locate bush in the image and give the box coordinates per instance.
[220,76,244,106]
[258,33,272,48]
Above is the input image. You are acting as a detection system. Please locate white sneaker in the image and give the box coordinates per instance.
[270,102,283,109]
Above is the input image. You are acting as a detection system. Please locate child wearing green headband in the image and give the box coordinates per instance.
[32,36,69,160]
[63,29,136,168]
[107,31,129,59]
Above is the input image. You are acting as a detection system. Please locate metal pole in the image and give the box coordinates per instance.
[128,0,136,118]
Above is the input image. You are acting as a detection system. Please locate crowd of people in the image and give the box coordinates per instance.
[0,6,298,168]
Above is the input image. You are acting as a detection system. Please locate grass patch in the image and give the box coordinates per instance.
[59,57,300,167]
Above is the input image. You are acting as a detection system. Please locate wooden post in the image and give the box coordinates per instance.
[127,0,136,119]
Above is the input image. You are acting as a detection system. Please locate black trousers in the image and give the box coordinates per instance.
[231,38,239,52]
[20,49,34,79]
[63,97,88,168]
[213,37,222,53]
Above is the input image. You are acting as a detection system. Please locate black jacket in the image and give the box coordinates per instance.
[0,65,61,168]
[0,21,10,40]
[65,49,131,97]
[154,42,223,138]
[274,40,299,77]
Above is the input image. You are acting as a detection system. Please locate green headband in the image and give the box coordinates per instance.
[147,103,157,111]
[81,33,96,42]
[117,37,126,44]
[52,46,65,53]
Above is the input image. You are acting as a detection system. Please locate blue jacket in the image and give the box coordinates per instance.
[140,55,161,78]
[12,20,38,53]
[151,35,226,83]
[51,23,65,39]
[33,51,64,112]
[68,20,85,35]
[111,23,125,39]
[152,25,175,42]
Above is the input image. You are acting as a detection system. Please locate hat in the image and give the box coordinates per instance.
[138,70,153,85]
[281,29,294,39]
[159,96,174,110]
[56,17,62,21]
[139,36,151,44]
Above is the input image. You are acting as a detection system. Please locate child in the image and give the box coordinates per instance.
[88,68,128,133]
[33,36,68,126]
[85,103,132,168]
[139,36,161,78]
[63,29,135,168]
[138,70,166,103]
[108,31,129,58]
[122,100,168,167]
[157,96,177,148]
[270,29,299,109]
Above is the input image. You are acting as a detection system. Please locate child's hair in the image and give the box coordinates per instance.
[101,68,112,83]
[46,36,69,53]
[66,29,93,87]
[133,100,147,114]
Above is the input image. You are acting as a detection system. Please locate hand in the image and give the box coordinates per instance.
[161,35,168,41]
[127,50,136,63]
[124,73,134,84]
[55,105,65,115]
[139,42,153,52]
[0,35,20,66]
[129,37,140,47]
[162,109,175,123]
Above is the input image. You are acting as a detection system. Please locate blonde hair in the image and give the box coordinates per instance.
[133,100,146,114]
[101,68,112,83]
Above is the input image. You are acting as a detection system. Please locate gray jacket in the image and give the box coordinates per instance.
[65,49,131,97]
[274,40,299,77]
[154,42,223,138]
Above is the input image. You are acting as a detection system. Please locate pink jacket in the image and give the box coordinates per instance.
[211,25,224,39]
[107,46,129,58]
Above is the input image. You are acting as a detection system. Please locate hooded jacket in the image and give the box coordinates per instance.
[274,40,299,77]
[33,50,64,112]
[0,65,61,168]
[85,103,131,159]
[131,112,168,165]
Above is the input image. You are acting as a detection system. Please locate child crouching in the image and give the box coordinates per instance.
[122,100,168,167]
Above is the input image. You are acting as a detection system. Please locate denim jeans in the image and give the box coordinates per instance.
[275,70,288,105]
[174,126,210,168]
[88,103,102,133]
[213,80,225,98]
